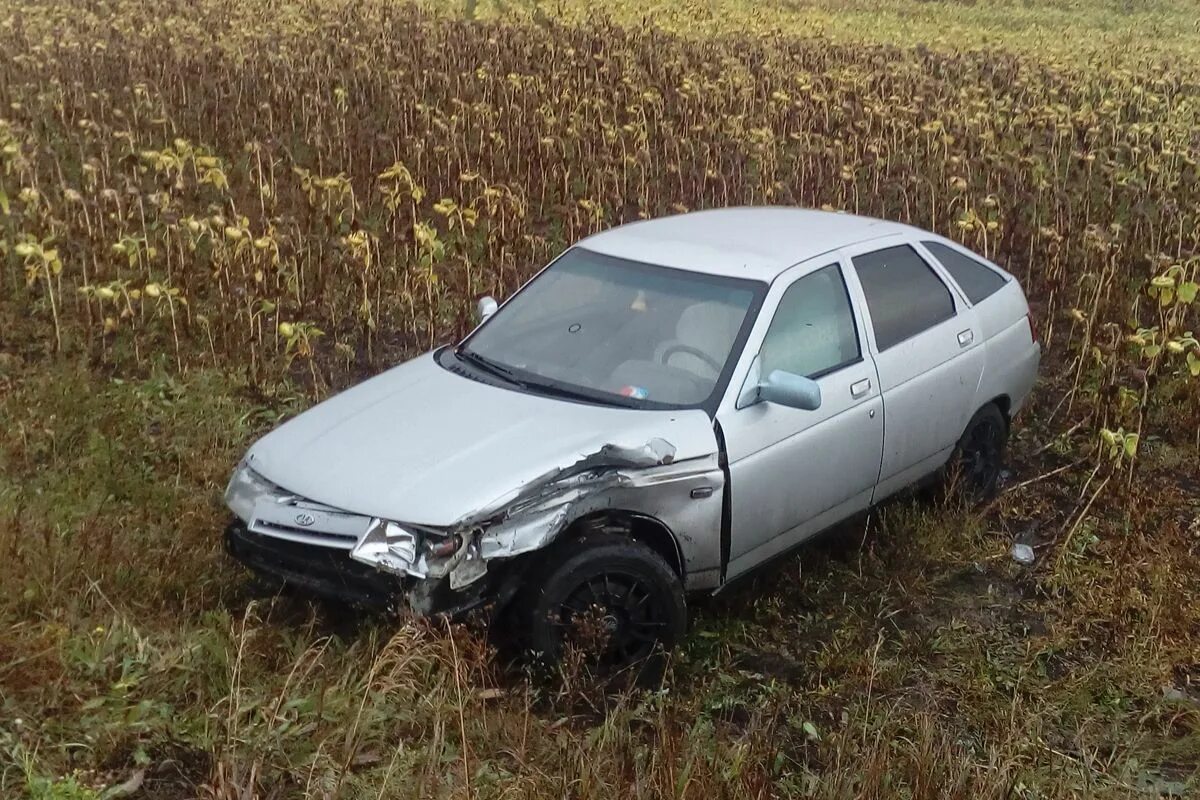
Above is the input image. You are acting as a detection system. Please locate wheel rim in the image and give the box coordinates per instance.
[553,570,668,668]
[963,418,1002,490]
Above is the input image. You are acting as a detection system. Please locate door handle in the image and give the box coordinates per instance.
[850,378,871,398]
[957,329,974,347]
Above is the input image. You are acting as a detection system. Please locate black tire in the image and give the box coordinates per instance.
[951,403,1008,500]
[520,532,687,681]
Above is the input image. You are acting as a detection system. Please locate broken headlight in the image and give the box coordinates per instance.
[351,519,423,577]
[351,521,486,590]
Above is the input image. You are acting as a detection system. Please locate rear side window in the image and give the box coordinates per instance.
[852,245,955,351]
[923,241,1007,305]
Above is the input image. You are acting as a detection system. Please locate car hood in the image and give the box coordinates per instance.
[245,351,719,527]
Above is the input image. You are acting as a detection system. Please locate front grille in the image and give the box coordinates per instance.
[248,517,362,549]
[226,520,407,608]
[244,480,372,550]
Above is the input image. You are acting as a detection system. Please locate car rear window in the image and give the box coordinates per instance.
[922,241,1007,305]
[851,245,956,351]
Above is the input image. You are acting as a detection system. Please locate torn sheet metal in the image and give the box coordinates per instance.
[460,439,679,560]
[350,435,721,599]
[457,437,676,528]
[350,519,421,577]
[463,437,714,569]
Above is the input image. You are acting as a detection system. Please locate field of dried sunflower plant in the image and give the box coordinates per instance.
[1,0,1199,797]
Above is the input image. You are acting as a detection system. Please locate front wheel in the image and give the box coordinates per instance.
[951,403,1009,500]
[521,532,687,682]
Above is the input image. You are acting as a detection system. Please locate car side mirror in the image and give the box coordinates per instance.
[737,356,821,411]
[476,295,498,321]
[759,369,822,410]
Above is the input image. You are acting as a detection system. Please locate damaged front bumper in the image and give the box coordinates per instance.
[224,433,717,613]
[223,463,512,616]
[224,519,504,616]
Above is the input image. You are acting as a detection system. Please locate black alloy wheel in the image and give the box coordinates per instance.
[954,403,1008,500]
[522,531,687,682]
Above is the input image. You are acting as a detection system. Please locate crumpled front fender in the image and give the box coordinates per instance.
[349,436,725,598]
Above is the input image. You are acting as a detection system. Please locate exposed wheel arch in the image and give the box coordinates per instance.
[987,394,1012,426]
[561,510,686,581]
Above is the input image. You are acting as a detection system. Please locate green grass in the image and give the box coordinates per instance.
[2,352,1197,797]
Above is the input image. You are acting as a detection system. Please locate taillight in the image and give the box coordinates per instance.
[1026,312,1038,344]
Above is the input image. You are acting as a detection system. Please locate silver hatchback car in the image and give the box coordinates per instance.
[225,208,1039,668]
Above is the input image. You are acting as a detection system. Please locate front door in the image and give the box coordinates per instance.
[716,260,884,580]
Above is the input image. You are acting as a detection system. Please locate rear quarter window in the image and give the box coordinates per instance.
[851,244,956,351]
[922,241,1007,305]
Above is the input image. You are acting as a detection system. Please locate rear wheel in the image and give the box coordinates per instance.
[952,403,1008,500]
[521,532,687,682]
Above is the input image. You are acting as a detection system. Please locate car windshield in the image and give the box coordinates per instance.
[458,247,764,408]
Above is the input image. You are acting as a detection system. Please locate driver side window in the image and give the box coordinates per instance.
[760,265,860,379]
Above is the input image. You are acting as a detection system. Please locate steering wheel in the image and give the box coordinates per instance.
[659,343,723,375]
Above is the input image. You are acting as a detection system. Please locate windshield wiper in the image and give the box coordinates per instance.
[517,376,636,407]
[455,348,526,387]
[456,348,630,407]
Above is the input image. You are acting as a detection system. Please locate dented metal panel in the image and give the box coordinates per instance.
[341,433,724,594]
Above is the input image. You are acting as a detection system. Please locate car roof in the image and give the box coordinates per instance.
[577,207,913,282]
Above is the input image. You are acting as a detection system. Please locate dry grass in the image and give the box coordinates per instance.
[1,0,1198,797]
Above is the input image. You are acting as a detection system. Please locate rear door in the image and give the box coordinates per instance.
[840,235,985,500]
